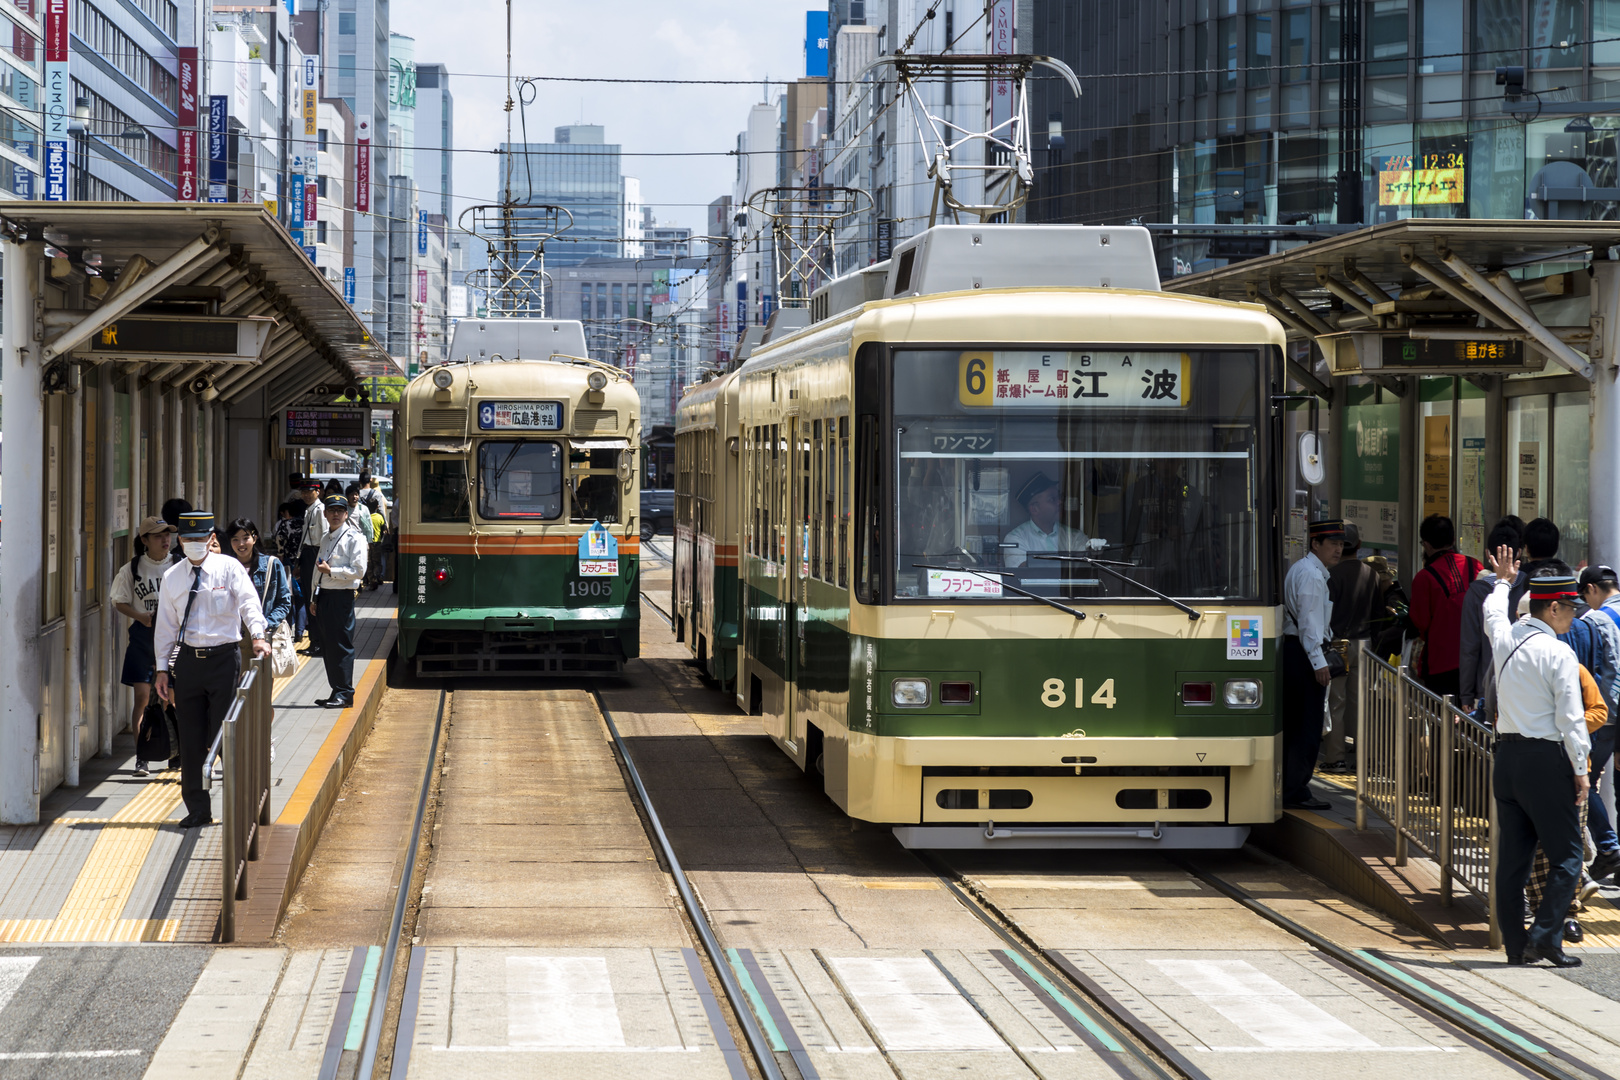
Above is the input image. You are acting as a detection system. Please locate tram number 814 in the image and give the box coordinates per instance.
[1042,678,1116,709]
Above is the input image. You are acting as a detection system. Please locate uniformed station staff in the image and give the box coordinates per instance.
[1484,546,1590,968]
[310,493,368,709]
[1003,473,1089,568]
[1281,519,1344,810]
[153,511,269,828]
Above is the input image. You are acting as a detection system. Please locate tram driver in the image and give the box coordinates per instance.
[1003,472,1090,569]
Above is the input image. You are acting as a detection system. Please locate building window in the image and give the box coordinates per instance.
[338,53,356,79]
[612,282,622,319]
[316,175,327,197]
[580,284,591,321]
[316,220,328,243]
[338,12,355,34]
[317,128,328,151]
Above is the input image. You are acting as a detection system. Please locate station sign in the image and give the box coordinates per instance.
[83,315,275,363]
[1321,331,1543,375]
[277,407,373,450]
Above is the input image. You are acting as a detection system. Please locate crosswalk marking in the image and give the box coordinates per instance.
[506,956,626,1048]
[0,958,39,1015]
[830,956,1005,1052]
[1149,958,1377,1050]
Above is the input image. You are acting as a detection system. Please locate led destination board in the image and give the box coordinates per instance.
[279,407,371,450]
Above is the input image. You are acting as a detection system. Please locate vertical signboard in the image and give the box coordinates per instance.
[289,158,304,243]
[1518,442,1541,520]
[43,0,66,201]
[735,278,746,339]
[177,47,198,200]
[343,266,357,305]
[305,179,317,223]
[416,268,427,302]
[207,95,228,202]
[417,210,427,255]
[1339,394,1400,550]
[805,10,828,78]
[302,54,317,136]
[355,119,370,212]
[989,0,1015,133]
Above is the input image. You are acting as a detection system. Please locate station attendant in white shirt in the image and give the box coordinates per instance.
[153,511,269,828]
[299,479,331,657]
[1281,519,1342,810]
[1483,547,1589,968]
[310,494,368,709]
[1002,473,1088,568]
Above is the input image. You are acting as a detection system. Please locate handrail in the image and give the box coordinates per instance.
[218,652,273,943]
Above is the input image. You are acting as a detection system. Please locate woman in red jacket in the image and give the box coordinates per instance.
[1410,514,1483,699]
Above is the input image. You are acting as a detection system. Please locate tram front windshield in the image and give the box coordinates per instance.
[893,347,1263,602]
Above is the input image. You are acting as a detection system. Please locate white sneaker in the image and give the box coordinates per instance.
[133,760,149,778]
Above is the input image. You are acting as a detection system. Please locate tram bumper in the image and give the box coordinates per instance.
[854,733,1281,831]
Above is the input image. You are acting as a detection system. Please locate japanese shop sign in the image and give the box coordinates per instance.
[958,351,1192,408]
[43,0,66,200]
[177,47,197,200]
[207,95,228,202]
[1377,153,1465,206]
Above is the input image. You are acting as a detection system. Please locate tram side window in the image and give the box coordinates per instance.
[570,448,621,523]
[420,459,470,522]
[478,441,563,519]
[839,416,850,589]
[812,420,823,578]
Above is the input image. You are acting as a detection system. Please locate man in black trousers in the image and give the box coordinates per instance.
[1281,519,1344,809]
[310,493,368,709]
[153,511,269,827]
[297,479,327,656]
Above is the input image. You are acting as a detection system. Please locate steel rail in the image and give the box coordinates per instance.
[1179,861,1611,1080]
[353,689,448,1080]
[597,690,786,1080]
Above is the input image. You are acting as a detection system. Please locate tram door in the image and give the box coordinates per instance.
[784,414,805,758]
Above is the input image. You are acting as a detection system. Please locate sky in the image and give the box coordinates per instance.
[389,0,815,235]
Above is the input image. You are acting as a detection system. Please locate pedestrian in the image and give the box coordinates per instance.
[299,478,329,657]
[1576,565,1620,881]
[285,472,306,504]
[152,511,270,828]
[1483,546,1589,967]
[1321,524,1381,773]
[309,493,368,709]
[110,516,181,777]
[1525,655,1608,944]
[345,483,377,543]
[1509,518,1563,615]
[274,501,307,641]
[1461,518,1525,717]
[225,518,291,646]
[159,497,192,555]
[1410,514,1483,700]
[1282,519,1343,810]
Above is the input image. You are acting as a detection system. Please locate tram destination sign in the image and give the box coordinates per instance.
[477,400,563,431]
[82,315,275,364]
[1321,331,1540,375]
[278,407,372,450]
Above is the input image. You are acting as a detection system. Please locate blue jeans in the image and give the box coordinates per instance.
[1589,725,1619,855]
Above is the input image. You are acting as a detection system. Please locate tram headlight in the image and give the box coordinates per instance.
[891,678,930,707]
[431,367,454,390]
[587,370,608,391]
[1223,679,1261,708]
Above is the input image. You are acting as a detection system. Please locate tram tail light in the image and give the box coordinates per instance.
[1224,679,1262,707]
[431,565,452,585]
[940,681,975,704]
[1181,681,1214,705]
[892,679,931,707]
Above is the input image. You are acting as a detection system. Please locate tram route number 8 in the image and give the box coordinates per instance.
[1042,677,1116,709]
[568,579,613,599]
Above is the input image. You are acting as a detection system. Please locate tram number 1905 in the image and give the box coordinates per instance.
[1042,678,1116,709]
[567,579,613,600]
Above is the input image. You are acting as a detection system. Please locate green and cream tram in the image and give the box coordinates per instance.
[397,319,642,676]
[674,226,1287,846]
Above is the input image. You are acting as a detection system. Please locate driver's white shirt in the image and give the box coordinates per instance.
[1003,520,1088,568]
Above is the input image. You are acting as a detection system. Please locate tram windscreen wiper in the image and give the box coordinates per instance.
[1032,554,1202,620]
[913,564,1087,622]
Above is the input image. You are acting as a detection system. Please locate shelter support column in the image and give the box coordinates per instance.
[1591,261,1620,572]
[63,352,83,788]
[1,241,44,822]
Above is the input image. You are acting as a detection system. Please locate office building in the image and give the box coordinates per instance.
[325,0,389,337]
[499,124,624,267]
[416,61,452,222]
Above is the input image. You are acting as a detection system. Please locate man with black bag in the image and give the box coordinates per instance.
[153,511,270,828]
[1282,519,1344,810]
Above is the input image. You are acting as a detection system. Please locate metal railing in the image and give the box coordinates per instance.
[1354,641,1499,944]
[206,653,274,943]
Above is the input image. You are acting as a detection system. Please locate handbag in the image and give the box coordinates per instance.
[1324,638,1350,680]
[135,699,172,761]
[260,558,298,678]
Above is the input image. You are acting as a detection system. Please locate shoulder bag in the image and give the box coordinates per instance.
[260,557,298,678]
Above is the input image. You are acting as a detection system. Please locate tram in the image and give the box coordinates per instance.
[397,319,642,676]
[673,225,1287,845]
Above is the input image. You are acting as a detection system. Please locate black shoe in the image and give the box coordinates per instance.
[1524,941,1583,968]
[322,696,354,710]
[1565,919,1585,944]
[1286,798,1333,811]
[313,695,334,706]
[1318,760,1347,774]
[1591,850,1620,882]
[178,812,213,828]
[168,757,181,770]
[1506,954,1527,965]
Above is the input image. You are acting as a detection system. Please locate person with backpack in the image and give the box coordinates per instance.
[1410,514,1482,699]
[110,516,182,778]
[1579,565,1620,881]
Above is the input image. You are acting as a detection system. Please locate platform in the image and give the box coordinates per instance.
[0,590,397,944]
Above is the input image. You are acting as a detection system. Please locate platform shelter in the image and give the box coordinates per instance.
[1167,219,1620,584]
[0,203,396,824]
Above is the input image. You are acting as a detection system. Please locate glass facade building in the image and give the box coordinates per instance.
[500,125,625,267]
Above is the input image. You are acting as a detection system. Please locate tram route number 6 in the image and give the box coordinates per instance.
[1042,677,1116,709]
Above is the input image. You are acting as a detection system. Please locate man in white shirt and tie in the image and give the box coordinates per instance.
[298,480,329,656]
[310,493,369,709]
[153,511,270,828]
[1484,546,1589,967]
[1281,519,1342,810]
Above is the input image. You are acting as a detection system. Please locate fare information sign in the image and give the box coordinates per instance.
[958,351,1192,408]
[477,400,563,431]
[280,407,370,449]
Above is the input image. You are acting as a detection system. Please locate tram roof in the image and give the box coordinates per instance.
[0,202,393,392]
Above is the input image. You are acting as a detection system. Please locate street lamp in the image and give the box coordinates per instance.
[68,97,89,201]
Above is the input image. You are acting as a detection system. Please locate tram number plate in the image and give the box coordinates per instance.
[566,578,614,603]
[1042,677,1116,709]
[478,400,562,430]
[926,568,1002,597]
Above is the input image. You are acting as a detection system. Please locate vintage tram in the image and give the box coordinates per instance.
[397,319,642,676]
[673,225,1287,846]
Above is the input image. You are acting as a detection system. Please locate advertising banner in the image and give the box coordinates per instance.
[355,120,370,212]
[207,95,228,202]
[417,268,427,303]
[305,180,317,223]
[177,46,198,200]
[417,210,427,255]
[1340,393,1400,549]
[343,266,356,305]
[43,0,66,201]
[290,171,304,229]
[805,11,828,78]
[989,0,1015,133]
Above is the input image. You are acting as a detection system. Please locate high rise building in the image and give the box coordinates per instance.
[499,124,624,267]
[325,0,390,337]
[416,62,452,222]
